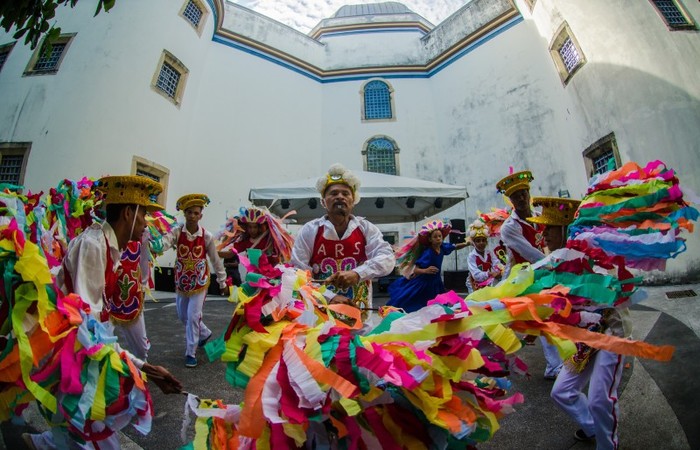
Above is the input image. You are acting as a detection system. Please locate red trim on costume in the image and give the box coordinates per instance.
[510,221,545,264]
[174,229,210,293]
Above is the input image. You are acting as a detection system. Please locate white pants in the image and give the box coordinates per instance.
[541,336,563,378]
[114,313,150,361]
[551,350,625,450]
[176,290,211,358]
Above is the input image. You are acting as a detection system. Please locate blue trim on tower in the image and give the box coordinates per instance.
[206,0,218,27]
[318,27,428,39]
[211,15,523,84]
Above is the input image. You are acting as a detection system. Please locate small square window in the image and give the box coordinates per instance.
[650,0,695,29]
[0,143,31,186]
[156,62,181,98]
[583,133,621,178]
[0,42,15,73]
[151,50,189,106]
[180,0,208,35]
[24,34,75,76]
[183,1,203,27]
[558,37,581,74]
[549,23,586,85]
[132,156,170,207]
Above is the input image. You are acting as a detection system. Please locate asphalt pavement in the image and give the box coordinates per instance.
[3,283,699,449]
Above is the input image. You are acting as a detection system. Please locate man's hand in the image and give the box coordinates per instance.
[220,285,231,297]
[142,363,183,394]
[325,270,360,290]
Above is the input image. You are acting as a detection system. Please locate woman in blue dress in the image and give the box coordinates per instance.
[387,220,469,313]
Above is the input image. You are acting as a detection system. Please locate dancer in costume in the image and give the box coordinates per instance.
[497,170,546,275]
[533,195,628,449]
[478,208,510,266]
[387,220,469,312]
[290,163,394,308]
[25,175,182,450]
[218,206,294,271]
[465,219,503,294]
[160,194,229,368]
[496,169,562,380]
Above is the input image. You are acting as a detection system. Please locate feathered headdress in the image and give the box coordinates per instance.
[216,206,295,263]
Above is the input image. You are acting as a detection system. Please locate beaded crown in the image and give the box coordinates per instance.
[176,193,210,212]
[527,197,581,226]
[496,170,534,197]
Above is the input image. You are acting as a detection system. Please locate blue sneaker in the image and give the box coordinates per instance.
[185,356,198,368]
[198,332,213,348]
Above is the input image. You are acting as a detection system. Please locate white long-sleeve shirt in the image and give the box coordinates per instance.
[57,222,145,367]
[501,209,545,275]
[291,215,395,282]
[160,224,227,290]
[467,248,499,284]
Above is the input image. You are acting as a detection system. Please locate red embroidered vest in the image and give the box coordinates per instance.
[175,228,210,294]
[510,221,545,265]
[105,240,144,324]
[309,225,370,305]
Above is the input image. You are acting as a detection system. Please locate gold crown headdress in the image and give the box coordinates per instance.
[527,197,581,226]
[176,193,210,211]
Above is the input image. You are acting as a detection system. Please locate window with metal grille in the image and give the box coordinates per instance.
[583,132,620,178]
[133,156,169,206]
[156,62,180,98]
[364,80,392,120]
[136,169,161,182]
[366,138,397,175]
[33,43,67,72]
[0,154,25,185]
[549,23,586,85]
[592,149,616,175]
[183,0,203,27]
[651,0,694,28]
[558,37,581,74]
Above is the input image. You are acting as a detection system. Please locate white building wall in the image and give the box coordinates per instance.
[0,0,698,279]
[525,0,700,278]
[321,31,427,68]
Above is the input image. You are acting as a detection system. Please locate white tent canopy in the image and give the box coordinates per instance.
[248,171,468,224]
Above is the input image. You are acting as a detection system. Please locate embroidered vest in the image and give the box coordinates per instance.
[105,240,144,324]
[175,228,210,294]
[309,225,370,307]
[510,220,545,265]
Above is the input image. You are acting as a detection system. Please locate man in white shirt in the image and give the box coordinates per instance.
[26,175,182,450]
[291,164,395,309]
[496,170,562,380]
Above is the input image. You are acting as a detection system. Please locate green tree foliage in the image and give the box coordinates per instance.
[0,0,117,50]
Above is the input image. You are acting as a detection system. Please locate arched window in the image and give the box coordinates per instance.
[362,79,394,120]
[363,136,399,175]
